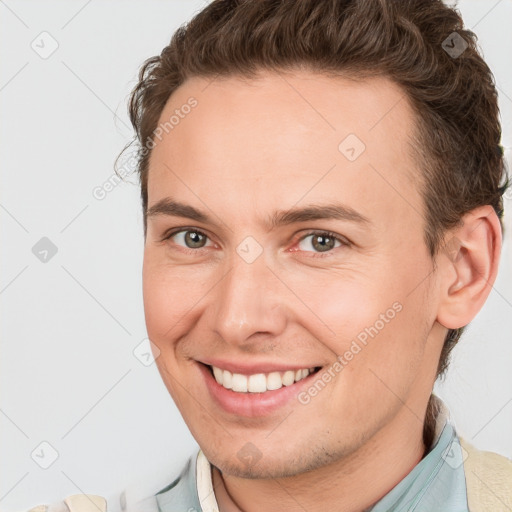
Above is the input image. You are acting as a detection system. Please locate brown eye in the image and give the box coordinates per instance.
[311,233,337,252]
[297,231,347,255]
[183,230,207,248]
[164,229,212,250]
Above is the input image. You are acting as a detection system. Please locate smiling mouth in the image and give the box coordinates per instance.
[206,364,322,393]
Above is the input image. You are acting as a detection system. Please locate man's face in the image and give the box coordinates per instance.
[143,71,445,478]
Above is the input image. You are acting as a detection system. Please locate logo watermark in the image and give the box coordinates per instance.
[297,301,403,405]
[93,96,198,201]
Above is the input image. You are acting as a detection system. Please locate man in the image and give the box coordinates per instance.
[27,0,511,511]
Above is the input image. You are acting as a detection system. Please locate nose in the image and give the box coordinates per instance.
[208,250,287,348]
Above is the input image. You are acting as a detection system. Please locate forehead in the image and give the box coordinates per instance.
[147,71,424,232]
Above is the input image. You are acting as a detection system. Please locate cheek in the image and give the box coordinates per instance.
[142,255,197,342]
[298,257,432,368]
[290,269,396,342]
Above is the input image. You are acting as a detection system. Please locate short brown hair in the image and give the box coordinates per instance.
[121,0,509,381]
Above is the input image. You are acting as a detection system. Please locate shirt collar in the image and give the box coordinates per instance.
[156,394,468,512]
[368,396,469,511]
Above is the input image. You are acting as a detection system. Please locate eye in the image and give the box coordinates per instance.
[161,228,214,251]
[296,231,349,256]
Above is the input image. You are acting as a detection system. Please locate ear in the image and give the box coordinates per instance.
[436,205,502,330]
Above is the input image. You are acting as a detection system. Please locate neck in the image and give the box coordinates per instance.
[213,402,431,512]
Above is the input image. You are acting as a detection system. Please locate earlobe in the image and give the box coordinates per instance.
[436,205,502,330]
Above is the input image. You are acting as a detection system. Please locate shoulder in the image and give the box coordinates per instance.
[24,495,107,512]
[21,453,201,512]
[460,437,512,512]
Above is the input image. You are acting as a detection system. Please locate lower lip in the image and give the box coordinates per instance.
[198,363,319,417]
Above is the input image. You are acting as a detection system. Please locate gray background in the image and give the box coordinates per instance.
[1,0,511,509]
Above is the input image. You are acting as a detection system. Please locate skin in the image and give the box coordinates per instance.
[142,71,501,512]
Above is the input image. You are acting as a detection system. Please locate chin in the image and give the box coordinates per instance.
[214,457,305,479]
[204,442,348,480]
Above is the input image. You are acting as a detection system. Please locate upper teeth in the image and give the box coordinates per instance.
[211,365,315,393]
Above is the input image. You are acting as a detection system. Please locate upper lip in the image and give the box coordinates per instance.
[198,359,320,375]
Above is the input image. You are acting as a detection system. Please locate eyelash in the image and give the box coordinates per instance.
[160,228,350,258]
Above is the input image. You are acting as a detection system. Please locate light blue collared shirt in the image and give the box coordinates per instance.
[368,420,469,511]
[154,399,469,512]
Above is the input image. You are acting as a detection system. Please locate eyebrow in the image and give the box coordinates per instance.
[146,198,372,229]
